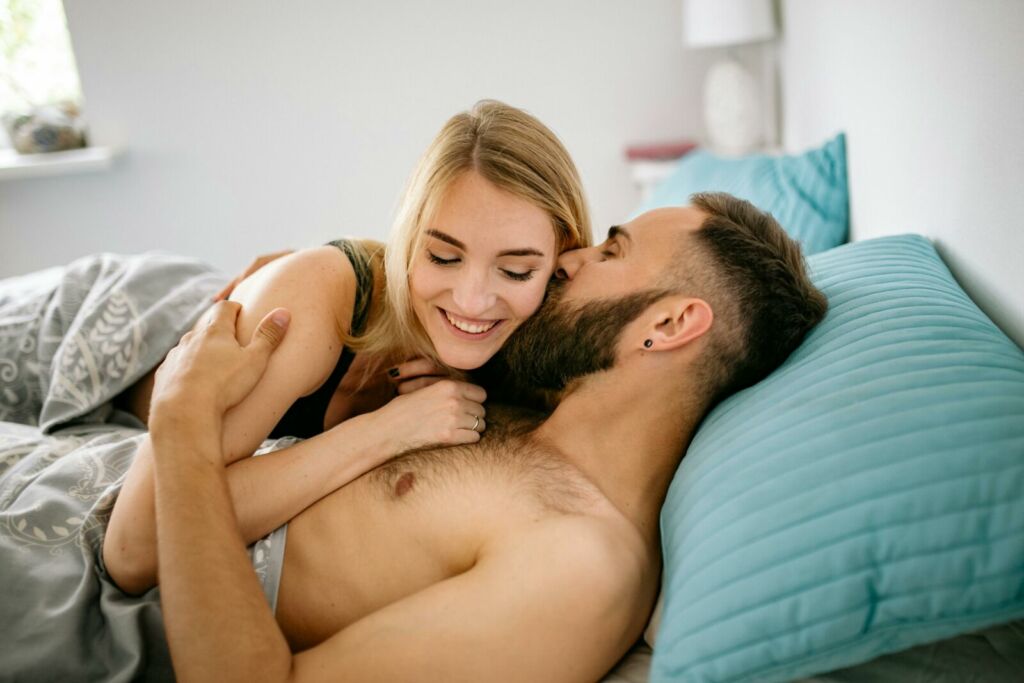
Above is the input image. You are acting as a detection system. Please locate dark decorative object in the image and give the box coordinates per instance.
[3,102,87,154]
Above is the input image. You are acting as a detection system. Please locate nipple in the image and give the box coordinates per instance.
[393,471,416,497]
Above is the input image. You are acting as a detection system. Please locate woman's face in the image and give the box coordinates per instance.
[408,171,558,370]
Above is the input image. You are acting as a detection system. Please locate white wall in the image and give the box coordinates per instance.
[0,0,708,278]
[780,0,1024,347]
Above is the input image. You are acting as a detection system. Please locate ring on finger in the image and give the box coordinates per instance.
[471,415,481,432]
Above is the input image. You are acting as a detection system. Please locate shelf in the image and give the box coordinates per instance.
[0,146,117,181]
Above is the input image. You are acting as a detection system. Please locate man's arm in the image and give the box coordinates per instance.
[150,301,294,681]
[285,518,647,682]
[154,410,294,682]
[106,247,356,593]
[150,303,646,682]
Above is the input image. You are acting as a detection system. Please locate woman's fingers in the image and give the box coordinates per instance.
[464,414,486,433]
[396,375,444,395]
[388,357,447,381]
[458,382,487,404]
[456,397,486,419]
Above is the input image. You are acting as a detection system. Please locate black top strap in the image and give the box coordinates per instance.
[268,238,376,439]
[327,238,374,337]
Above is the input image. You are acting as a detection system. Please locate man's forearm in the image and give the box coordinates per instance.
[152,410,293,682]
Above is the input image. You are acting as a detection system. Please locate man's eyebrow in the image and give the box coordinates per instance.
[425,229,546,258]
[608,225,631,242]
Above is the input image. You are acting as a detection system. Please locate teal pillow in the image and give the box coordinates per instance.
[637,135,849,255]
[652,235,1024,682]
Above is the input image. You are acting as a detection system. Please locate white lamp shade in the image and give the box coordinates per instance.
[684,0,776,48]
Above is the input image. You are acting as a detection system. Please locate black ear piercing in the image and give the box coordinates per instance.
[643,339,653,349]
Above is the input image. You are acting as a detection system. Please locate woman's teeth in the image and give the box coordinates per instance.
[445,311,498,334]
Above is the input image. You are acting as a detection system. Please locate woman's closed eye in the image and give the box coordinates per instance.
[428,251,536,282]
[427,251,459,266]
[500,268,536,282]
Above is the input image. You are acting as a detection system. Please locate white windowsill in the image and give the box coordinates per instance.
[0,146,118,180]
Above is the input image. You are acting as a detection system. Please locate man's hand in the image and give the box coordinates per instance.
[150,301,291,426]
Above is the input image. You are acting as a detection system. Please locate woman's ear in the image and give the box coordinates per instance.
[643,296,713,351]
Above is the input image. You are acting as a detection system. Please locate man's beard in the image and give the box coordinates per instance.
[493,279,670,393]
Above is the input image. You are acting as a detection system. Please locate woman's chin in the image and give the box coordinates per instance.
[438,351,489,371]
[434,341,501,372]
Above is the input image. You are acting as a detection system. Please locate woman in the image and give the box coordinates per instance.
[104,100,592,593]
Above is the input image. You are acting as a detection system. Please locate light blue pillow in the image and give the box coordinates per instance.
[637,135,849,255]
[652,235,1024,682]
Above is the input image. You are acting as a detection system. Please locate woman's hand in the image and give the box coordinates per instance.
[212,249,294,302]
[388,357,451,395]
[372,377,487,453]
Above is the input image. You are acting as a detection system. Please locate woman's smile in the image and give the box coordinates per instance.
[408,171,558,369]
[440,308,504,337]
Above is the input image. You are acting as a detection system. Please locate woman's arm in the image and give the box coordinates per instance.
[104,246,358,594]
[105,411,387,594]
[104,248,490,595]
[106,369,489,594]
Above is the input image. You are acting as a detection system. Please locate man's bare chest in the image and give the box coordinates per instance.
[276,411,601,649]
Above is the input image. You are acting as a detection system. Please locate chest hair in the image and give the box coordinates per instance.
[369,405,598,515]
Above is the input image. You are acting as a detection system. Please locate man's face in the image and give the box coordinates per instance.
[496,207,707,391]
[553,206,706,304]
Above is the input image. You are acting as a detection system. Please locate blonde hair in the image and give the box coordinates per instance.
[350,100,592,366]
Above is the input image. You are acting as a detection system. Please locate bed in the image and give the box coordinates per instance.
[3,5,1023,681]
[3,138,1020,683]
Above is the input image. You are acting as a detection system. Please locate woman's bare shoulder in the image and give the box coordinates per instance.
[230,245,358,329]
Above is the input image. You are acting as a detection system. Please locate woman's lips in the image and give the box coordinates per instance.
[438,308,504,340]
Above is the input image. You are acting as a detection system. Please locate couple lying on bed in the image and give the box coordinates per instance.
[104,100,828,681]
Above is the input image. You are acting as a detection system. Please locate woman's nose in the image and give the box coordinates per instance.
[451,269,494,316]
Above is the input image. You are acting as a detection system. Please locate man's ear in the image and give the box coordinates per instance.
[643,296,713,351]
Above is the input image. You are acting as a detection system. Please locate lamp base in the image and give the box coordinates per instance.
[703,58,763,156]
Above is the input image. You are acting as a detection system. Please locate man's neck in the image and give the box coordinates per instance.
[532,361,706,544]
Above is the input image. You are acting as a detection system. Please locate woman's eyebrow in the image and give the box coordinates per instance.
[425,229,464,249]
[497,247,546,257]
[425,229,545,258]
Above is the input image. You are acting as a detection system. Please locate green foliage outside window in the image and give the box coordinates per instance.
[0,0,82,114]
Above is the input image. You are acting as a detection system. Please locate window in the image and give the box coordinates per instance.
[1,0,83,148]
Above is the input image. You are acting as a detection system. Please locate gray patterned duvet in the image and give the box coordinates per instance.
[0,252,222,680]
[0,418,295,681]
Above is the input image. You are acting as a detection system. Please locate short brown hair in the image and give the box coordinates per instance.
[683,192,828,405]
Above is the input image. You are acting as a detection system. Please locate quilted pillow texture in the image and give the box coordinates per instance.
[636,134,849,255]
[651,235,1024,682]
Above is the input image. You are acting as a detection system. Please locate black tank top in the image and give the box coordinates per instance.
[268,239,374,439]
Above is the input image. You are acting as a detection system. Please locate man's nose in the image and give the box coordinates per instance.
[555,247,598,280]
[451,269,495,316]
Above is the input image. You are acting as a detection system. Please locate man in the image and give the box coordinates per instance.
[149,193,827,681]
